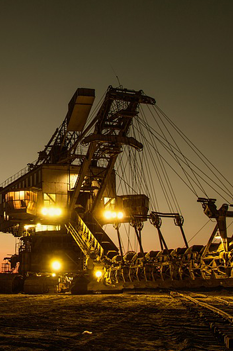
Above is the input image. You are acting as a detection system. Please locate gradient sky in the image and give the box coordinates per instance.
[0,0,233,266]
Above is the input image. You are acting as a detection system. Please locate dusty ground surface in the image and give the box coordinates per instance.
[0,290,231,351]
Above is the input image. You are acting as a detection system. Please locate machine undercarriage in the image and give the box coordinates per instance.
[0,86,233,294]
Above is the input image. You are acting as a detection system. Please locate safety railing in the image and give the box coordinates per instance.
[0,161,37,188]
[65,215,104,258]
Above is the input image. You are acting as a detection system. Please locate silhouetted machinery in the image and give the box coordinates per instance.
[0,86,233,293]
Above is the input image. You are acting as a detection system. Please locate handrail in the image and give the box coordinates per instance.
[0,160,37,189]
[65,217,104,258]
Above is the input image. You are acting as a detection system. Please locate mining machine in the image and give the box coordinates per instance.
[0,86,233,294]
[0,86,154,293]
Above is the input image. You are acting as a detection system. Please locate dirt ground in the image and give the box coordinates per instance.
[0,291,230,351]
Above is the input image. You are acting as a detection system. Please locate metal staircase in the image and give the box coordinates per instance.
[65,215,104,258]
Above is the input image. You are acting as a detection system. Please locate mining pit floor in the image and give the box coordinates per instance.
[0,289,232,351]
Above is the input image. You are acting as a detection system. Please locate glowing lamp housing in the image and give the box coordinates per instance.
[97,194,149,225]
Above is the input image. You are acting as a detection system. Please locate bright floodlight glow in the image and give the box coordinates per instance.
[104,211,112,219]
[103,210,124,221]
[41,207,62,217]
[95,270,103,278]
[41,207,48,216]
[117,212,124,219]
[24,224,35,232]
[51,260,62,271]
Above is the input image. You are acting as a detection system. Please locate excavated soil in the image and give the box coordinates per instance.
[0,290,230,350]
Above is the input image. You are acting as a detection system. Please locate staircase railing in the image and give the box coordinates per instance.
[65,215,104,258]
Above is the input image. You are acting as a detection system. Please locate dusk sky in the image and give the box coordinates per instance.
[0,0,233,266]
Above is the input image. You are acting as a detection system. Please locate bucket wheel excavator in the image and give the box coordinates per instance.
[0,86,154,293]
[0,85,233,294]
